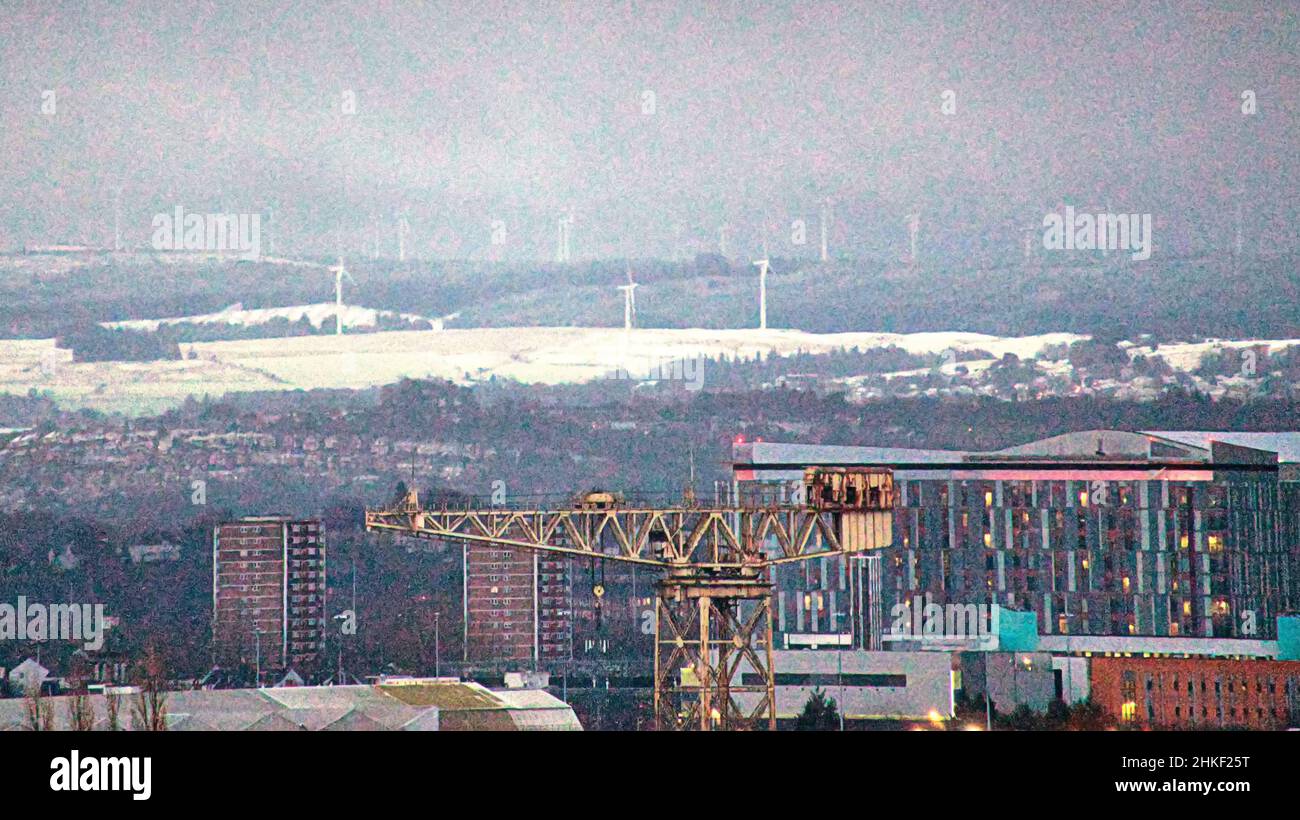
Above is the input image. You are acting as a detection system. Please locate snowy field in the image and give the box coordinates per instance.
[103,302,439,333]
[4,323,1298,417]
[0,326,1082,415]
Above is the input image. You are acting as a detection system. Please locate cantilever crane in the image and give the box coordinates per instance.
[364,467,894,730]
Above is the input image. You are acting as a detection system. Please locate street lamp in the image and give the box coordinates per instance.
[837,643,845,732]
[253,628,263,688]
[332,612,350,684]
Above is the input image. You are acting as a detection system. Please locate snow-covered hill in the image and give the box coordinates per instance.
[103,302,439,333]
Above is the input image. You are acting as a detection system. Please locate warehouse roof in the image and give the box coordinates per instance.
[0,679,581,731]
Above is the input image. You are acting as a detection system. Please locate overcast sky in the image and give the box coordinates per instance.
[1,0,1297,262]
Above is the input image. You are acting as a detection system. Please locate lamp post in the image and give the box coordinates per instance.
[985,683,992,731]
[837,644,845,732]
[332,611,349,684]
[253,628,262,688]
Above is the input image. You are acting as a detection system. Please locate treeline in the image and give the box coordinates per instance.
[158,312,435,343]
[55,324,182,363]
[702,345,978,389]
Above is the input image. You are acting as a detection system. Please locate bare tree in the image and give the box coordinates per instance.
[104,687,122,731]
[23,682,54,731]
[65,658,96,731]
[130,646,168,732]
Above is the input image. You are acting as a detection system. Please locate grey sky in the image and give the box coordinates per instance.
[2,0,1296,261]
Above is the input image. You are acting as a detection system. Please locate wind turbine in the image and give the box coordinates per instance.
[616,266,638,331]
[329,256,356,335]
[719,224,730,257]
[397,214,410,262]
[265,204,276,257]
[905,212,920,265]
[820,200,830,262]
[555,211,573,263]
[753,257,771,330]
[1100,202,1110,257]
[1235,200,1244,258]
[112,187,123,252]
[1021,224,1037,261]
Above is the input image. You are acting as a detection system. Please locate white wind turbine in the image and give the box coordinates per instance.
[820,200,831,262]
[1235,199,1244,258]
[555,211,573,263]
[1021,224,1037,261]
[1100,202,1110,257]
[616,266,638,331]
[329,256,357,335]
[397,213,410,262]
[265,203,277,257]
[905,211,921,264]
[753,256,771,330]
[113,187,123,252]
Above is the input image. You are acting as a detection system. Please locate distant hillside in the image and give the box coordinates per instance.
[450,254,1300,341]
[3,251,1298,342]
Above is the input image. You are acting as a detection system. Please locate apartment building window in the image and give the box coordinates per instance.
[1120,671,1137,722]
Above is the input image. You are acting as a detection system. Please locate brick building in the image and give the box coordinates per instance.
[463,545,570,664]
[1090,656,1300,729]
[212,517,326,673]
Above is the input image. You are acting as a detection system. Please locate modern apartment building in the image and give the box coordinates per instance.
[734,430,1300,645]
[212,517,326,673]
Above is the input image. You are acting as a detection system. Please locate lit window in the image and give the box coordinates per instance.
[1121,701,1137,721]
[983,532,992,547]
[1122,576,1131,593]
[1078,491,1089,507]
[984,491,993,507]
[1179,534,1189,549]
[1183,601,1192,616]
[1208,535,1224,554]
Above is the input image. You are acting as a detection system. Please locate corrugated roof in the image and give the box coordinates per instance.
[0,681,582,731]
[378,681,504,709]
